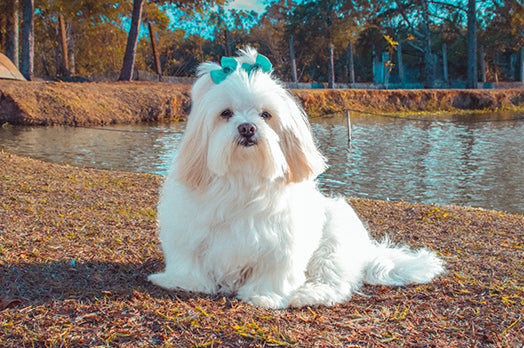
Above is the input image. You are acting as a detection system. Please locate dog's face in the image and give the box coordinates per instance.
[175,49,326,191]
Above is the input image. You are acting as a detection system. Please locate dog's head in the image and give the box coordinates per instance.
[175,47,326,191]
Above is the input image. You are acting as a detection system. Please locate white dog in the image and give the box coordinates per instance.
[148,48,444,309]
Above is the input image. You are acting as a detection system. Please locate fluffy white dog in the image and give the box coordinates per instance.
[148,48,444,309]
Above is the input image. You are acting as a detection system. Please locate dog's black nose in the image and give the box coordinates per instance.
[238,123,256,138]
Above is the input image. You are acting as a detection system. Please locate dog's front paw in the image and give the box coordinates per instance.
[241,294,289,309]
[289,286,325,308]
[289,283,347,308]
[148,272,179,290]
[148,272,214,294]
[147,273,176,289]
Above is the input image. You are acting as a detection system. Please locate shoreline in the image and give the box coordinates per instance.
[1,151,523,346]
[1,80,523,126]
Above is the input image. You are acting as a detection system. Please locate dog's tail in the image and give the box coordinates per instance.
[364,237,444,286]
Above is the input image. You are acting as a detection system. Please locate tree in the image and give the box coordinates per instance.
[142,3,170,75]
[35,0,130,77]
[8,0,521,85]
[466,0,477,88]
[5,0,20,69]
[210,6,232,56]
[420,0,435,87]
[481,0,524,81]
[286,0,371,83]
[391,0,436,87]
[119,0,226,81]
[58,14,69,76]
[119,0,145,81]
[21,0,34,80]
[249,0,295,80]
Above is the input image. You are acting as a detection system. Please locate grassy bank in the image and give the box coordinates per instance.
[1,151,523,346]
[294,88,524,117]
[1,80,523,126]
[0,81,191,126]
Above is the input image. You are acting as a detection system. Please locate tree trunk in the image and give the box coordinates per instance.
[58,14,69,76]
[420,0,435,88]
[289,35,297,85]
[21,0,34,81]
[6,0,20,69]
[224,29,231,56]
[372,48,378,83]
[69,24,76,75]
[119,0,144,81]
[397,42,404,87]
[442,43,448,86]
[148,22,162,76]
[480,45,485,84]
[348,41,355,84]
[519,47,524,83]
[466,0,478,89]
[328,43,335,88]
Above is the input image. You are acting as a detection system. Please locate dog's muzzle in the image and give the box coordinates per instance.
[237,123,257,147]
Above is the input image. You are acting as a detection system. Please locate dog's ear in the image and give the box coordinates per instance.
[174,120,212,191]
[280,92,327,183]
[174,68,217,191]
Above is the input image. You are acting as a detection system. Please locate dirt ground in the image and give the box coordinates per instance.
[0,151,523,347]
[1,80,523,126]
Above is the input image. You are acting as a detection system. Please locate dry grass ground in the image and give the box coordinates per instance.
[1,151,522,347]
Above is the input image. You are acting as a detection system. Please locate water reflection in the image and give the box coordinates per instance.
[1,113,523,214]
[0,124,184,174]
[314,114,524,214]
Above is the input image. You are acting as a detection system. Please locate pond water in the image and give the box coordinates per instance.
[1,113,523,215]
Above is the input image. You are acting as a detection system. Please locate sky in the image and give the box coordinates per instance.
[226,0,267,14]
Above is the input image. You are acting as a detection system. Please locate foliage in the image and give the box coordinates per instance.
[31,0,131,76]
[75,23,130,75]
[0,0,522,84]
[480,0,524,81]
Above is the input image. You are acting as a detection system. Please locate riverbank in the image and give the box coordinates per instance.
[1,151,522,346]
[1,80,523,126]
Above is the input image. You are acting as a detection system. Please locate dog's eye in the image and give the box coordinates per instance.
[221,109,233,119]
[260,111,272,120]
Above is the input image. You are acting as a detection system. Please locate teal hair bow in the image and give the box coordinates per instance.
[242,54,272,75]
[210,56,238,84]
[210,54,272,84]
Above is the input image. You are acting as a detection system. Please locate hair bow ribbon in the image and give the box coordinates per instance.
[210,56,238,84]
[242,54,272,75]
[210,54,272,84]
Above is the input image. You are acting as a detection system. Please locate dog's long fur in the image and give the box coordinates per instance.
[148,47,444,308]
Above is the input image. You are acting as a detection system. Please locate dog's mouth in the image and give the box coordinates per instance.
[237,138,258,147]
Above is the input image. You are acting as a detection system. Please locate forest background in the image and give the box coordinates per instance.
[0,0,523,88]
